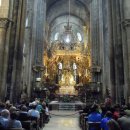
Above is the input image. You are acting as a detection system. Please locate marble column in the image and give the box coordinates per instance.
[0,18,10,101]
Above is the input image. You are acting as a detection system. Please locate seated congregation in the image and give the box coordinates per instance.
[0,99,49,130]
[79,103,130,130]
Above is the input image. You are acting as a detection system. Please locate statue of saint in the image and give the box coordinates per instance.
[73,63,77,81]
[58,62,62,81]
[73,63,77,70]
[58,62,62,70]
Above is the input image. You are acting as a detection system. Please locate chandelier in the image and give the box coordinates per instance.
[61,0,76,45]
[62,22,74,44]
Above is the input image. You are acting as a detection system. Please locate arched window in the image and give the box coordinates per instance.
[54,32,59,41]
[77,32,82,42]
[25,18,28,27]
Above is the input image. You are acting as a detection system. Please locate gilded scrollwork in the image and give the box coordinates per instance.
[43,28,91,95]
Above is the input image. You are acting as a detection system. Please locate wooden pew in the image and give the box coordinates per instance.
[30,116,40,130]
[87,122,101,130]
[79,113,88,130]
[5,128,24,130]
[21,121,32,130]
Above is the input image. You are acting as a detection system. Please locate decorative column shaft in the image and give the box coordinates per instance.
[32,0,46,81]
[22,0,35,98]
[90,0,101,82]
[22,0,46,99]
[122,0,130,103]
[90,0,103,97]
[0,18,10,100]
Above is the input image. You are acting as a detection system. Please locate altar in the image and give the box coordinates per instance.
[59,86,77,95]
[42,26,91,97]
[58,64,77,95]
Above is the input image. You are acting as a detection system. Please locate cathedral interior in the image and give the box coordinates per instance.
[0,0,130,105]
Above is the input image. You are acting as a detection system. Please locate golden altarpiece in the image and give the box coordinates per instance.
[43,24,91,96]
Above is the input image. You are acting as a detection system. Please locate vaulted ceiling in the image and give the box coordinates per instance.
[47,0,91,10]
[47,0,90,24]
[46,0,90,42]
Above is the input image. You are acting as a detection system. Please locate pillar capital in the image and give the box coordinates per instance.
[0,18,12,29]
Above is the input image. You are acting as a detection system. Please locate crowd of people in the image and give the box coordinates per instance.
[81,101,130,130]
[1,96,130,130]
[0,98,50,130]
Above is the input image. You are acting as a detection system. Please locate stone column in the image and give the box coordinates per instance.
[22,0,35,98]
[122,0,130,103]
[90,0,125,103]
[11,0,27,103]
[107,0,125,104]
[90,0,101,82]
[34,0,46,65]
[98,0,110,98]
[90,0,103,99]
[22,0,46,99]
[0,18,10,100]
[6,0,26,103]
[32,0,46,85]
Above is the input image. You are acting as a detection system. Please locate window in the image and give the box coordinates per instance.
[25,18,28,27]
[0,0,2,6]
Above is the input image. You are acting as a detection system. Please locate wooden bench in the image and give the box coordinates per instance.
[79,113,88,130]
[30,116,40,130]
[4,128,24,130]
[87,122,101,130]
[21,121,32,130]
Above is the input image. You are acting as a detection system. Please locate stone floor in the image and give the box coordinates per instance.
[42,110,81,130]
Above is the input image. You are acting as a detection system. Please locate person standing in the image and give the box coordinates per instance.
[87,104,101,130]
[118,109,130,130]
[107,118,121,130]
[101,111,112,130]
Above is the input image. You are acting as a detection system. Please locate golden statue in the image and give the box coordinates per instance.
[59,70,75,86]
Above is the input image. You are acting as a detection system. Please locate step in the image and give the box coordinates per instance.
[58,103,76,110]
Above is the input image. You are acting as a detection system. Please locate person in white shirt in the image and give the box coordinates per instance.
[0,109,10,128]
[28,104,40,119]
